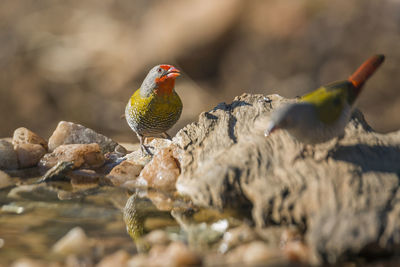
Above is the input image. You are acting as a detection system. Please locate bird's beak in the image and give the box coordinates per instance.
[166,66,181,78]
[264,122,279,137]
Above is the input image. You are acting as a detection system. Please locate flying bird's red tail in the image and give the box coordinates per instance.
[348,54,385,97]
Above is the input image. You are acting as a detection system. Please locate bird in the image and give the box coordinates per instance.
[265,54,385,144]
[125,64,182,155]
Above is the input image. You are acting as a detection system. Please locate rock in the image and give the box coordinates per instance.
[0,140,18,170]
[14,143,46,168]
[48,121,119,154]
[69,169,106,189]
[52,227,91,255]
[97,250,130,267]
[144,229,170,246]
[10,258,48,267]
[7,184,60,201]
[138,147,180,192]
[0,170,14,189]
[141,241,201,267]
[107,160,144,186]
[172,93,400,264]
[219,224,258,253]
[12,127,48,150]
[226,241,284,265]
[39,143,105,169]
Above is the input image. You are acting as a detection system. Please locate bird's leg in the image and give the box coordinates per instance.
[137,133,152,156]
[161,132,172,140]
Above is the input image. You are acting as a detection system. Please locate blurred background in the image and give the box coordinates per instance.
[0,0,399,142]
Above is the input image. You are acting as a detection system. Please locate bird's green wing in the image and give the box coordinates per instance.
[300,81,351,124]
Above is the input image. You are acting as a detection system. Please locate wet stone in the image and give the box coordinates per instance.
[12,127,48,150]
[107,160,144,186]
[138,147,180,192]
[52,227,92,256]
[39,143,105,170]
[97,250,130,267]
[48,121,119,154]
[0,170,14,189]
[226,241,285,266]
[7,184,60,201]
[130,241,201,267]
[14,143,46,168]
[0,140,18,170]
[219,224,258,253]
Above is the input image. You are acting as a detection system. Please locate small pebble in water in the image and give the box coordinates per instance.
[1,204,25,214]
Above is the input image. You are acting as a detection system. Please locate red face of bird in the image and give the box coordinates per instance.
[140,64,181,97]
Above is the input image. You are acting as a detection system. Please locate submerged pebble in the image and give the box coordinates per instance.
[128,241,201,267]
[97,250,130,267]
[52,227,92,255]
[226,241,284,265]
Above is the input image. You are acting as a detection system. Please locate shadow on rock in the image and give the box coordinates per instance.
[332,144,400,173]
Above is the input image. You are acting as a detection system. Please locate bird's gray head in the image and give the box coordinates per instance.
[140,64,181,97]
[265,103,316,137]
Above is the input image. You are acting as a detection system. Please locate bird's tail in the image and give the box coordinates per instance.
[348,54,385,97]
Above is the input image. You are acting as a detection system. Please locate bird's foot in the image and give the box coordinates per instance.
[161,132,172,140]
[140,144,153,156]
[259,96,273,108]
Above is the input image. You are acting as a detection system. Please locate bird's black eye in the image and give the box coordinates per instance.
[157,67,162,73]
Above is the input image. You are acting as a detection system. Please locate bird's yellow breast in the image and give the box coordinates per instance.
[301,82,349,125]
[125,88,182,136]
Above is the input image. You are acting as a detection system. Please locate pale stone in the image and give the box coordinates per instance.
[48,121,118,153]
[0,139,18,170]
[10,258,48,267]
[138,147,180,192]
[15,143,46,168]
[144,229,170,246]
[12,127,48,150]
[97,250,130,267]
[52,227,91,255]
[39,143,105,169]
[0,170,14,189]
[107,160,143,186]
[226,241,284,265]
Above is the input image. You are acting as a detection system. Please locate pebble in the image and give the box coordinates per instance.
[14,143,46,168]
[97,250,130,267]
[12,127,48,150]
[39,143,105,169]
[10,258,48,267]
[0,170,14,189]
[48,121,119,154]
[226,241,284,265]
[7,184,59,201]
[144,229,170,246]
[108,160,144,186]
[0,139,18,170]
[128,241,201,267]
[52,227,92,255]
[138,147,180,192]
[219,224,258,253]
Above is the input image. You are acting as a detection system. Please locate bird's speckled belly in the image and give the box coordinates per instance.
[125,92,182,137]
